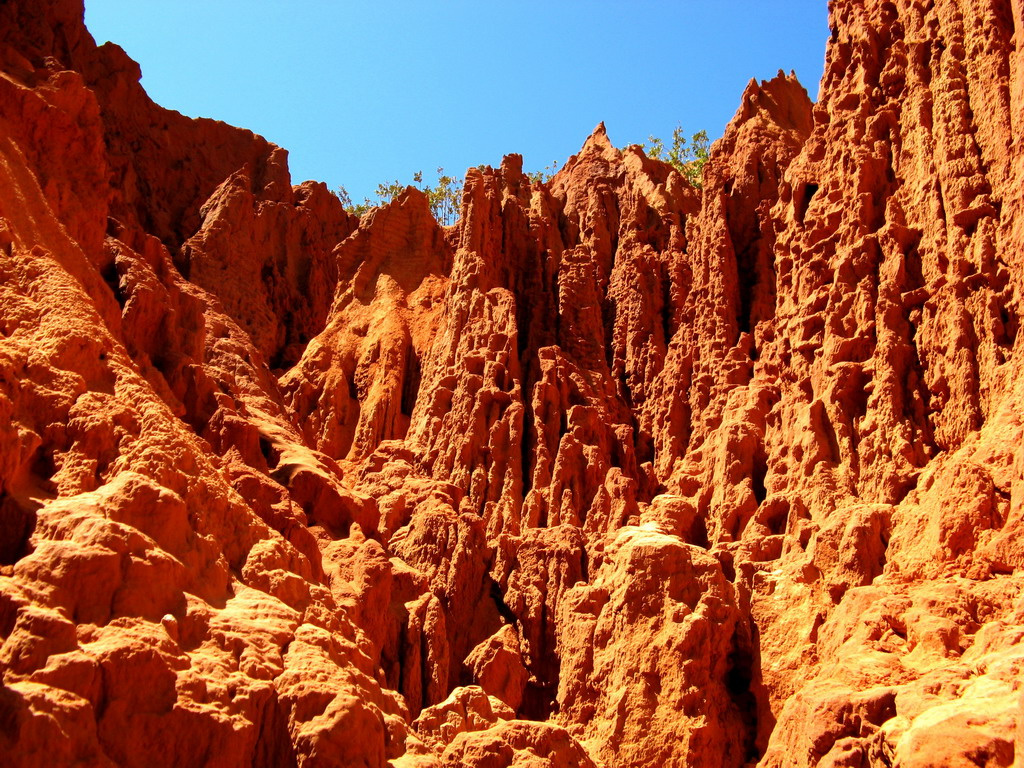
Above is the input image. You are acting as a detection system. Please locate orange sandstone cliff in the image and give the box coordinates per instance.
[1,1,1023,767]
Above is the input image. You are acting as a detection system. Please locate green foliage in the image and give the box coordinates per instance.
[526,160,560,184]
[334,185,372,217]
[645,136,665,161]
[424,168,460,226]
[335,168,462,225]
[375,179,406,203]
[642,125,710,189]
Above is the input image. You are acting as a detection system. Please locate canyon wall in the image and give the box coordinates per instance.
[1,1,1023,766]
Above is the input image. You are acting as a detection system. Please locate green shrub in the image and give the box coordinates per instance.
[336,167,462,225]
[642,125,709,189]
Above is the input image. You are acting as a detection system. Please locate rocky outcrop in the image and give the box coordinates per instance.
[2,1,1024,767]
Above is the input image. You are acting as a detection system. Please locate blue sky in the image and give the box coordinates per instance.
[84,1,829,202]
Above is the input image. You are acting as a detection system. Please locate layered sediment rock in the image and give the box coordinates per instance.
[2,1,1023,767]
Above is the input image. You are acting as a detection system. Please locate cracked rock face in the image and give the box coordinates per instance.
[2,1,1024,767]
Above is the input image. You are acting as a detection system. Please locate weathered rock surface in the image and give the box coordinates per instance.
[2,0,1024,767]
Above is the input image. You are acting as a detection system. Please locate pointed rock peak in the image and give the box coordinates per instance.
[760,71,813,134]
[357,184,433,229]
[729,78,760,125]
[730,70,813,136]
[583,121,612,151]
[399,184,430,206]
[501,153,524,176]
[760,69,808,99]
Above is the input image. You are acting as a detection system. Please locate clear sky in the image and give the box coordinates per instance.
[83,1,830,202]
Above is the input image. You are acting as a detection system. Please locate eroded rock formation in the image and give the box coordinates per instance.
[1,1,1023,766]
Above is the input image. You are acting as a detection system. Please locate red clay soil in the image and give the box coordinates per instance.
[1,1,1022,766]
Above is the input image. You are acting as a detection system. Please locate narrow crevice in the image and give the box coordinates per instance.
[760,498,790,537]
[489,579,519,626]
[0,492,37,566]
[726,620,766,765]
[602,293,617,371]
[689,513,711,549]
[735,248,759,336]
[520,678,557,721]
[101,260,126,308]
[400,349,421,420]
[252,690,299,768]
[258,436,281,471]
[751,448,768,507]
[644,202,670,252]
[660,262,675,344]
[1000,302,1018,347]
[518,594,561,722]
[795,182,818,225]
[392,619,412,708]
[520,385,536,498]
[725,648,759,762]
